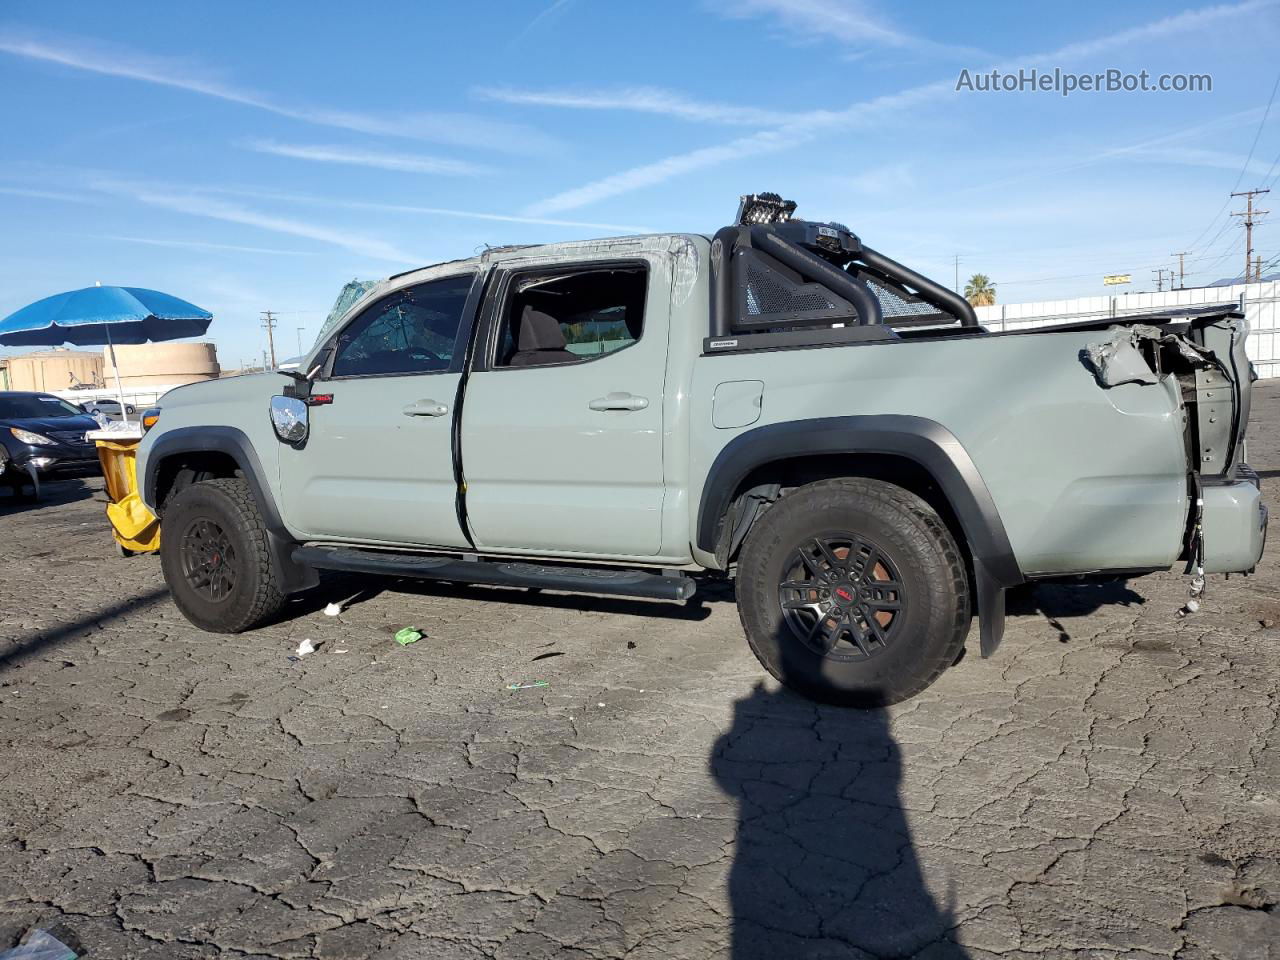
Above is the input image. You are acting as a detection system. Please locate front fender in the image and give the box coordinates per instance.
[142,425,317,595]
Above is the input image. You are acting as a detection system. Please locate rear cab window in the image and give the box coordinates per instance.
[491,265,647,369]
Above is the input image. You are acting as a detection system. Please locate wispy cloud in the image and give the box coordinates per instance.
[180,183,652,233]
[0,29,559,155]
[99,235,318,257]
[474,85,794,126]
[839,163,914,195]
[513,0,578,42]
[244,140,489,176]
[527,0,1269,214]
[0,185,92,203]
[1117,145,1278,178]
[91,180,422,264]
[713,0,991,60]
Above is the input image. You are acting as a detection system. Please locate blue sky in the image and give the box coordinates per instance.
[1,0,1278,366]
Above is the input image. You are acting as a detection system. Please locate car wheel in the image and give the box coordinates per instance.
[736,478,970,707]
[160,477,286,632]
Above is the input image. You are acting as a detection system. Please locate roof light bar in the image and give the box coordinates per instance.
[736,192,798,226]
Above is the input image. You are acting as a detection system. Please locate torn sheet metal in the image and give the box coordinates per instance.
[1084,324,1213,387]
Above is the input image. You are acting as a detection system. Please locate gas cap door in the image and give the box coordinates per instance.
[712,380,764,429]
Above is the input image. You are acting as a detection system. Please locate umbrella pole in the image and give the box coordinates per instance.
[104,324,129,423]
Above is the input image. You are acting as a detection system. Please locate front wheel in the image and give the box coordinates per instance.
[160,477,286,633]
[736,478,971,707]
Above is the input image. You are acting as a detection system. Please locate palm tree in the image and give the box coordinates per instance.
[964,274,996,307]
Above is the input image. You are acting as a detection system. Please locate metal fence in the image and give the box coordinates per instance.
[974,281,1280,379]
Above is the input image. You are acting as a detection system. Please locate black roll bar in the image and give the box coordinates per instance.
[749,227,884,327]
[856,245,979,328]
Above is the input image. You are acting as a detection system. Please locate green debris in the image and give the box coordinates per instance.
[506,681,550,691]
[394,627,423,646]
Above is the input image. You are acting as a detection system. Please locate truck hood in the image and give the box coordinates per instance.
[157,372,286,408]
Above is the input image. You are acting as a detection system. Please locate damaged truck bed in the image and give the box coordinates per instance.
[137,193,1266,706]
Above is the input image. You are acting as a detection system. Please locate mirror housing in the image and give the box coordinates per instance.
[270,395,308,445]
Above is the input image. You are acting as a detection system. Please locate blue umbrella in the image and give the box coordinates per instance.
[0,285,213,417]
[0,285,212,347]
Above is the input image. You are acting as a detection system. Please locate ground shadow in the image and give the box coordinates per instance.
[0,476,94,515]
[1006,579,1145,642]
[711,634,968,958]
[382,576,714,622]
[0,586,170,670]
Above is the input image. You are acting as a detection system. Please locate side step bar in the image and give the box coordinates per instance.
[292,546,697,602]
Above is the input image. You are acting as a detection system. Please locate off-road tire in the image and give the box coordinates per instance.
[736,477,970,707]
[160,477,285,633]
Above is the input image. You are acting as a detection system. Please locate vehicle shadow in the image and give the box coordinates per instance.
[0,477,95,515]
[1006,579,1145,642]
[710,633,968,958]
[378,576,714,622]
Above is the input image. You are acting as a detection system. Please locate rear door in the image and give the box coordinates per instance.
[460,258,669,557]
[276,273,476,547]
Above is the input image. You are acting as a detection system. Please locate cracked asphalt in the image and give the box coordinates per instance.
[3,386,1280,959]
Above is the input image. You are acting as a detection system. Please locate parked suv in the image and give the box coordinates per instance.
[136,196,1266,705]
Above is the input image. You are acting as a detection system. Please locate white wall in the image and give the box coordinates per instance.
[974,281,1280,378]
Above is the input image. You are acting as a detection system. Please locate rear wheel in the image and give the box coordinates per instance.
[160,477,285,632]
[736,478,970,707]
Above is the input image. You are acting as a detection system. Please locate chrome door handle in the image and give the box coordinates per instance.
[403,398,450,417]
[588,392,649,412]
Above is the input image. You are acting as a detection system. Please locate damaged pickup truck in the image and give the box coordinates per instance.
[136,194,1266,706]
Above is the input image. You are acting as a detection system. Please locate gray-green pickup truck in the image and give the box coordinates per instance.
[137,195,1266,706]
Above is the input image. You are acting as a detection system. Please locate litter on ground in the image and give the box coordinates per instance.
[506,681,549,690]
[394,627,423,646]
[324,602,343,616]
[0,928,79,960]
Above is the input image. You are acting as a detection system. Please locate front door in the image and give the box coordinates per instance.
[461,259,668,557]
[277,273,475,547]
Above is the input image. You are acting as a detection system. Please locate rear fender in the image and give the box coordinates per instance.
[697,415,1022,656]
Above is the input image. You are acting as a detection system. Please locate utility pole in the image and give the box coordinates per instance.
[1256,254,1264,284]
[261,311,278,369]
[1231,188,1269,284]
[1170,251,1189,289]
[1152,268,1170,292]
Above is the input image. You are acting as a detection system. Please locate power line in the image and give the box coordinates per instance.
[1231,188,1270,282]
[260,311,278,369]
[1183,69,1280,253]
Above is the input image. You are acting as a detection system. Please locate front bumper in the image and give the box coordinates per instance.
[1201,466,1268,574]
[8,444,99,476]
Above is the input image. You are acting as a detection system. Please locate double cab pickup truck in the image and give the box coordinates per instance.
[137,194,1266,706]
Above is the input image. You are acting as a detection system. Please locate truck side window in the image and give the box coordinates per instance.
[330,274,473,378]
[494,265,646,368]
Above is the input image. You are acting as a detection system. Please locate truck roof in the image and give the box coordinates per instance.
[383,232,699,289]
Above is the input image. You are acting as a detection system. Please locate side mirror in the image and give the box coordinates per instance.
[270,395,309,445]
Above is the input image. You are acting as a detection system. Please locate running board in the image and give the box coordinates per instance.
[292,546,697,602]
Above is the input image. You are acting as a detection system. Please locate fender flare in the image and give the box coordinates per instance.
[696,415,1023,656]
[144,426,317,594]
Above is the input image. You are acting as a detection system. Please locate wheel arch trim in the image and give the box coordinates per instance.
[696,415,1023,655]
[144,426,317,594]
